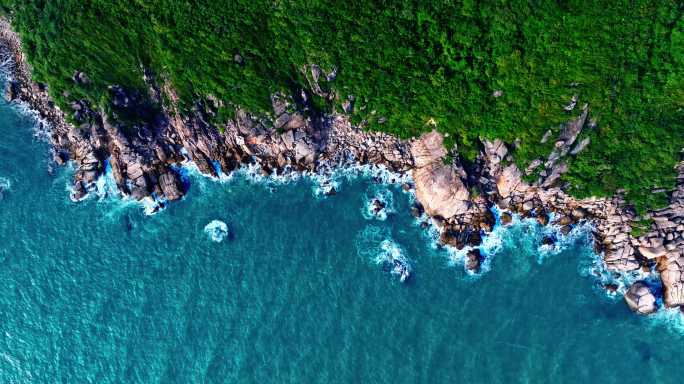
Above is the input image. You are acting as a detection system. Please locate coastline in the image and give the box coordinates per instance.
[1,17,683,317]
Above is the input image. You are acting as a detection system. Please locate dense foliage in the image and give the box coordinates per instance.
[1,0,683,212]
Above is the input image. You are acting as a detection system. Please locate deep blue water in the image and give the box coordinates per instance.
[1,98,683,383]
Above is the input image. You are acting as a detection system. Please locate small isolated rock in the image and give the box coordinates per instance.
[541,234,556,248]
[466,249,482,273]
[560,225,572,235]
[624,281,657,315]
[603,283,619,294]
[557,215,574,226]
[410,202,424,218]
[536,212,549,226]
[500,212,513,226]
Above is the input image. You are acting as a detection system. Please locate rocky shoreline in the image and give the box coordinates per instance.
[1,17,683,316]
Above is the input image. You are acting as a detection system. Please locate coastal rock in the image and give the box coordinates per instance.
[158,172,183,201]
[624,281,657,315]
[4,12,684,322]
[413,163,470,219]
[410,130,447,168]
[496,164,524,198]
[500,212,513,225]
[657,252,684,307]
[638,245,667,260]
[411,131,469,219]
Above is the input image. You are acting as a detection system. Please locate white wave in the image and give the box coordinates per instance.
[439,207,597,278]
[0,176,10,191]
[8,100,52,141]
[355,225,411,281]
[140,195,168,216]
[204,220,229,243]
[377,239,412,282]
[362,187,395,221]
[94,159,121,200]
[181,161,234,184]
[646,307,684,334]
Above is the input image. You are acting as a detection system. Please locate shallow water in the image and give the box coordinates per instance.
[1,97,683,383]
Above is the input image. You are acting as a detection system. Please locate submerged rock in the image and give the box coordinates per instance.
[379,240,411,283]
[368,198,387,219]
[603,283,619,295]
[392,258,411,283]
[624,281,657,315]
[0,176,9,199]
[204,220,229,242]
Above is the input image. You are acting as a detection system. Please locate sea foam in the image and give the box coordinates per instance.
[362,186,395,221]
[204,220,229,243]
[355,225,412,281]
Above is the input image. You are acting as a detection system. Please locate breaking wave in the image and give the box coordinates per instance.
[361,186,395,221]
[355,225,412,281]
[204,220,229,243]
[0,176,10,191]
[436,206,596,278]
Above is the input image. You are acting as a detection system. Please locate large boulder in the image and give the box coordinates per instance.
[624,281,657,315]
[496,163,523,198]
[638,245,667,260]
[158,171,183,201]
[410,130,447,168]
[413,163,470,218]
[410,131,469,219]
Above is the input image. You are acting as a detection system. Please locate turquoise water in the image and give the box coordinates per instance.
[1,99,684,383]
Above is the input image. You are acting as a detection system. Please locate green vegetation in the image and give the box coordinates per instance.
[631,218,656,238]
[1,0,682,212]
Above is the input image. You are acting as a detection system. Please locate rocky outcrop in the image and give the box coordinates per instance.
[410,131,469,218]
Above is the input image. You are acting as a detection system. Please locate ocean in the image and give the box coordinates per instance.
[0,93,683,383]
